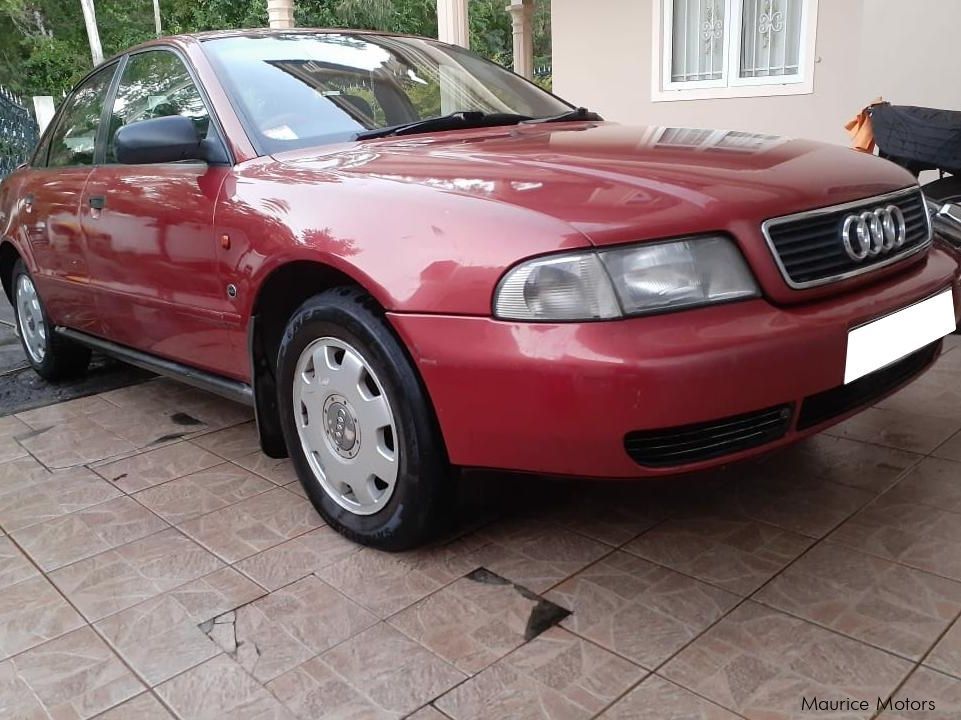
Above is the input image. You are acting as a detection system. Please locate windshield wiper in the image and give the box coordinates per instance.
[522,107,603,124]
[356,111,533,140]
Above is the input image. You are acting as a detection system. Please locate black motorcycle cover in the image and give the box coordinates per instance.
[870,103,961,174]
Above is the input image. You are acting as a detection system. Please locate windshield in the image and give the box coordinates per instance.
[203,33,571,153]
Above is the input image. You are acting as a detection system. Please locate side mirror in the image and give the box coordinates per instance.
[115,115,220,165]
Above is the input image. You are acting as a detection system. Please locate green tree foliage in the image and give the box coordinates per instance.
[0,0,551,98]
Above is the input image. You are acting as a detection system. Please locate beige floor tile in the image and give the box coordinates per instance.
[135,464,273,525]
[466,522,610,594]
[546,551,738,669]
[235,526,360,591]
[284,480,307,498]
[877,667,961,719]
[234,452,299,486]
[87,405,210,448]
[826,406,961,455]
[661,602,912,720]
[93,692,175,719]
[0,465,121,532]
[407,707,450,720]
[92,441,223,493]
[0,414,30,439]
[17,416,137,468]
[13,495,168,571]
[191,423,261,460]
[15,395,116,430]
[157,654,295,720]
[830,493,961,581]
[269,624,465,719]
[96,594,222,686]
[391,569,568,675]
[882,457,961,514]
[761,434,921,493]
[205,575,377,682]
[318,548,449,618]
[625,512,813,596]
[179,487,323,563]
[49,528,224,621]
[927,617,961,679]
[712,466,875,538]
[544,486,672,547]
[166,567,266,623]
[0,435,28,464]
[0,454,57,494]
[933,429,961,463]
[6,626,143,719]
[435,627,644,720]
[876,369,961,421]
[598,675,740,719]
[99,378,201,411]
[0,535,39,589]
[757,542,961,660]
[0,574,84,659]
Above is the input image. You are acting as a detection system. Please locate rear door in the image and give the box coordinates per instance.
[82,48,235,374]
[19,63,118,333]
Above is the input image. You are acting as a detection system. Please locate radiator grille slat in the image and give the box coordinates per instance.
[763,189,930,288]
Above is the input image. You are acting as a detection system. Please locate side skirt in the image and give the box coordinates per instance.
[54,326,254,407]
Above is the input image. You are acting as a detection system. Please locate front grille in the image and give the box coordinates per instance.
[797,341,940,430]
[763,188,930,288]
[625,404,794,468]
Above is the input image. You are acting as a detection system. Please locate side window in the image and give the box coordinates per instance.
[107,50,211,163]
[46,65,116,168]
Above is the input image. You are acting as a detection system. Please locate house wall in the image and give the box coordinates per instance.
[552,0,961,146]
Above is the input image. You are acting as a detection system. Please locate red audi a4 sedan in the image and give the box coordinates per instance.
[1,30,958,549]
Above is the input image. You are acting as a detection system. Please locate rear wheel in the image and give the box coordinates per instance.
[11,260,90,380]
[276,287,451,550]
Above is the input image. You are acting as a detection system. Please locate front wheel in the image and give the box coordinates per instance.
[11,260,91,381]
[276,287,451,550]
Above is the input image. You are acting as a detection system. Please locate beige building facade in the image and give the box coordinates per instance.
[551,0,961,145]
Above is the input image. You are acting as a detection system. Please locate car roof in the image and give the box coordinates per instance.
[100,27,436,66]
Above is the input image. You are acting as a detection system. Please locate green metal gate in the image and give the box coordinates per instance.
[0,88,39,180]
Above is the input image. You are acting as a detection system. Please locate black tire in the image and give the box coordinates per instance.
[925,175,961,204]
[276,286,451,551]
[11,260,91,381]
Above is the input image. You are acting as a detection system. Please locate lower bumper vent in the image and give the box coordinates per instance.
[625,404,794,468]
[796,341,940,430]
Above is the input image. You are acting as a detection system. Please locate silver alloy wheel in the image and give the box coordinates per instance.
[15,274,46,364]
[293,337,399,515]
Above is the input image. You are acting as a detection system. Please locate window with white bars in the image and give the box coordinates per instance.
[656,0,817,100]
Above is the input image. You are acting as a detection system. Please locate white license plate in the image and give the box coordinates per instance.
[845,289,956,384]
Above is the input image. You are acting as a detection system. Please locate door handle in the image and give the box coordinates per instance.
[88,196,106,210]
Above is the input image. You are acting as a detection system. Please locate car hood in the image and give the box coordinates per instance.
[276,121,918,247]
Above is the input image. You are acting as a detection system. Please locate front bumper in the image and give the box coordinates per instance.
[388,247,961,478]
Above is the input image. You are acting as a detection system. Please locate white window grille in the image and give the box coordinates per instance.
[655,0,817,100]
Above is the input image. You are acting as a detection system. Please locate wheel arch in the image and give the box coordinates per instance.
[248,259,386,459]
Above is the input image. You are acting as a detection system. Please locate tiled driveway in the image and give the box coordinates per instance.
[1,342,961,718]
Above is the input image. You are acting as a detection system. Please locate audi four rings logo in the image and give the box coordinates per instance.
[841,205,908,262]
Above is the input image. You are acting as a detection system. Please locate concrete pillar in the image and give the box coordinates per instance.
[267,0,295,29]
[437,0,469,47]
[32,97,56,134]
[506,0,535,79]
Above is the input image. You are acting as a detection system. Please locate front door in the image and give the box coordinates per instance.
[82,49,235,375]
[23,63,118,334]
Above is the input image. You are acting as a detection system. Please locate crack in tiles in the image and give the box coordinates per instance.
[170,412,203,427]
[200,609,263,671]
[465,567,572,642]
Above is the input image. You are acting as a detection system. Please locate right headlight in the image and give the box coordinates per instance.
[493,235,759,321]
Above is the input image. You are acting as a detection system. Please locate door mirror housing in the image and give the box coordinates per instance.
[115,116,227,165]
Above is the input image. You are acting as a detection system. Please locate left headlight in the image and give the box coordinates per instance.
[493,235,759,321]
